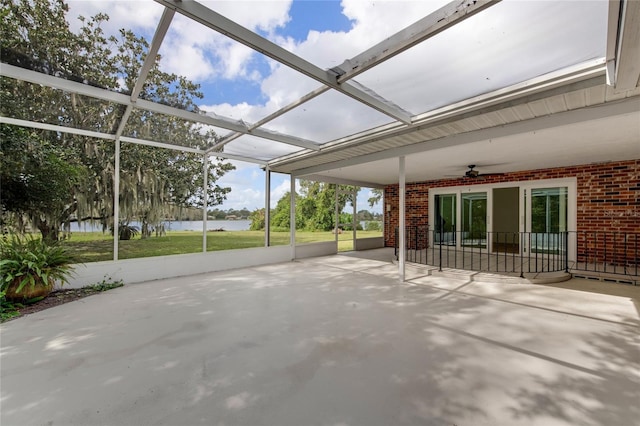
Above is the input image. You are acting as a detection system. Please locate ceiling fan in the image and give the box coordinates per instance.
[463,164,504,179]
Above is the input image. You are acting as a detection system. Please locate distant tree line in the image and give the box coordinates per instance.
[208,208,252,220]
[248,182,383,231]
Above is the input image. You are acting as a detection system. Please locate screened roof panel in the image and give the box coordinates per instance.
[267,90,395,144]
[223,134,302,161]
[0,79,126,134]
[281,0,450,68]
[153,9,323,114]
[0,0,167,97]
[355,1,608,115]
[122,108,223,150]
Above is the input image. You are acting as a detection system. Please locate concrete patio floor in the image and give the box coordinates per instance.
[2,251,639,426]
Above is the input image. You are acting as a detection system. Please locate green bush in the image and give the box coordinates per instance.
[364,221,382,231]
[0,236,76,299]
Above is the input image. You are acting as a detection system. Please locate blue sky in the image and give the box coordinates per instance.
[199,0,353,106]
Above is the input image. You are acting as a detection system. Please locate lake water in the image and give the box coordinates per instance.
[69,219,381,233]
[69,219,252,233]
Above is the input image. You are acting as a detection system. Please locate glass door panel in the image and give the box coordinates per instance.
[434,194,456,245]
[530,187,567,254]
[462,192,487,248]
[492,187,519,253]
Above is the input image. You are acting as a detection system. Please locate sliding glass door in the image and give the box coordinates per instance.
[461,192,487,248]
[529,187,568,254]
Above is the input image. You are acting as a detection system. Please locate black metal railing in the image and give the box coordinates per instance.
[571,231,639,278]
[394,227,640,279]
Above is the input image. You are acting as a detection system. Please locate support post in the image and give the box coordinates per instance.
[399,156,406,282]
[265,165,271,247]
[352,188,357,250]
[202,153,209,252]
[335,185,339,245]
[113,139,120,261]
[290,175,296,260]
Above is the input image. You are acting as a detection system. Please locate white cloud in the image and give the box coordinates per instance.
[269,177,291,207]
[67,0,293,84]
[201,102,269,123]
[221,187,263,211]
[66,0,163,35]
[157,1,293,83]
[215,160,263,210]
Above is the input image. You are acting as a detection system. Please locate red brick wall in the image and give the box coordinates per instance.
[384,160,640,260]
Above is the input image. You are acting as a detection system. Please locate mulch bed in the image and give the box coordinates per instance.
[4,288,111,321]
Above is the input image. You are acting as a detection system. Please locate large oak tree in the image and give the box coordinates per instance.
[1,0,234,240]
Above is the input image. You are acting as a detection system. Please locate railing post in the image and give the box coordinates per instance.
[623,232,627,276]
[454,231,457,269]
[635,233,638,279]
[439,228,443,272]
[498,232,501,272]
[461,230,465,270]
[564,231,569,273]
[604,232,608,273]
[413,225,422,263]
[394,227,398,259]
[432,229,435,267]
[520,232,525,278]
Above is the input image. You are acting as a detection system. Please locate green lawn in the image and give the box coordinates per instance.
[62,230,382,263]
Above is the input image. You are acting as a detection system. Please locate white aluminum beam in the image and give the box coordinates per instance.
[111,8,175,143]
[264,165,271,247]
[608,0,640,91]
[0,116,117,140]
[398,156,406,282]
[290,177,296,260]
[119,136,203,154]
[0,117,214,156]
[606,0,621,86]
[114,105,133,139]
[154,0,412,124]
[130,8,175,101]
[114,139,121,261]
[298,173,385,190]
[209,152,268,166]
[202,153,209,252]
[334,0,501,82]
[0,64,317,151]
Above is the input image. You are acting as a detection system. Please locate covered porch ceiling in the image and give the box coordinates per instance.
[1,0,639,187]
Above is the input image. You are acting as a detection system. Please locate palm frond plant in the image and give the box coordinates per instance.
[0,236,76,303]
[109,222,140,241]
